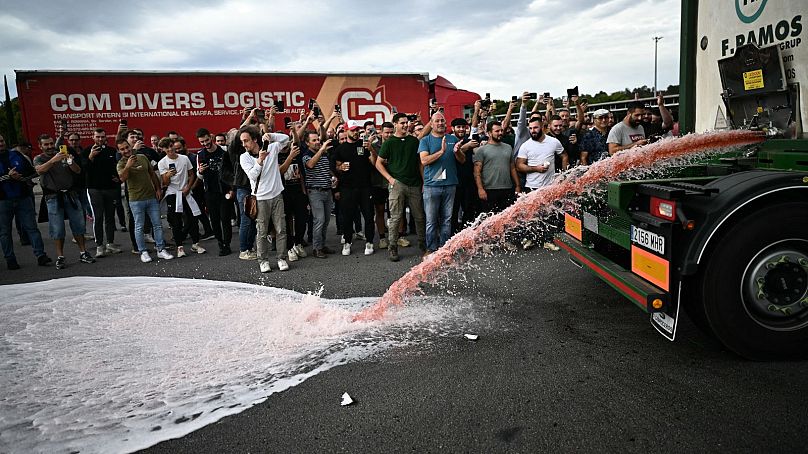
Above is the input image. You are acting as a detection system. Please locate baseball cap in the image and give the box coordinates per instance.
[592,108,610,118]
[344,120,363,130]
[450,118,469,127]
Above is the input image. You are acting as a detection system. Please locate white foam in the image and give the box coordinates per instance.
[0,277,482,454]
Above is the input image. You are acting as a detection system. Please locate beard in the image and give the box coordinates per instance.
[629,117,641,127]
[530,131,543,141]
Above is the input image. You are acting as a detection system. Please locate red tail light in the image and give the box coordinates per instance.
[650,197,676,221]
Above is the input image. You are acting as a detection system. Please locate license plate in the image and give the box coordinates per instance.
[630,225,665,255]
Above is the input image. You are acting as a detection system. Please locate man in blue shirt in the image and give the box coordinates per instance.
[418,112,466,255]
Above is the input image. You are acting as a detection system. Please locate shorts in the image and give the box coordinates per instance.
[46,192,86,239]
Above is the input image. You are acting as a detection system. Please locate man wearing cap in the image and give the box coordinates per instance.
[333,119,376,256]
[377,112,427,261]
[418,111,466,255]
[580,109,612,165]
[449,117,480,233]
[607,101,649,155]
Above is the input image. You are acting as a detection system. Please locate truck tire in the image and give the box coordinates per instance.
[697,201,808,360]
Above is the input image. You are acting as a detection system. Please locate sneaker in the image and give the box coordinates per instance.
[79,251,96,264]
[37,254,52,266]
[131,249,140,255]
[201,233,216,241]
[144,234,156,244]
[543,242,560,251]
[105,243,122,254]
[191,243,207,254]
[83,233,94,240]
[521,239,535,250]
[313,249,327,259]
[278,259,289,271]
[287,248,299,262]
[218,245,231,256]
[55,256,66,269]
[354,232,366,241]
[140,251,153,263]
[177,246,187,258]
[340,236,346,244]
[7,259,20,270]
[397,238,411,247]
[96,246,107,258]
[259,260,271,273]
[120,226,128,232]
[322,246,335,255]
[389,245,400,262]
[364,242,374,256]
[503,241,518,252]
[239,250,258,260]
[157,249,175,260]
[231,218,238,227]
[378,238,389,249]
[294,244,307,258]
[342,243,351,256]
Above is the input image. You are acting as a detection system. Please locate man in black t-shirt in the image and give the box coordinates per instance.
[278,140,308,261]
[333,120,375,256]
[196,128,234,256]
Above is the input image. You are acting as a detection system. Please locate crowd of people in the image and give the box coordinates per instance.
[0,92,674,272]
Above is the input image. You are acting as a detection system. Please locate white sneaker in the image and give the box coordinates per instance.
[294,244,307,258]
[364,242,374,255]
[140,251,152,263]
[105,243,122,254]
[144,234,156,244]
[278,259,289,271]
[543,242,560,251]
[378,238,389,249]
[354,232,366,241]
[177,246,187,258]
[340,236,346,244]
[521,239,535,250]
[239,250,257,260]
[191,243,206,254]
[287,248,299,262]
[157,249,174,260]
[342,243,351,256]
[96,246,106,258]
[397,237,411,247]
[259,261,271,273]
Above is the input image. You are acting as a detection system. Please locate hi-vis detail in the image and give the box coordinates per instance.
[630,225,665,255]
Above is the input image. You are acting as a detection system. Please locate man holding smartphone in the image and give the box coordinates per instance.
[82,128,122,257]
[158,138,205,258]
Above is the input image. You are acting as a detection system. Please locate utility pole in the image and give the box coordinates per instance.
[653,36,663,95]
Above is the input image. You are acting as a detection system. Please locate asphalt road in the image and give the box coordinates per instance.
[3,214,807,453]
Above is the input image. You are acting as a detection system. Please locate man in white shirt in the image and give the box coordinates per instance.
[515,117,567,251]
[158,138,206,258]
[239,125,290,273]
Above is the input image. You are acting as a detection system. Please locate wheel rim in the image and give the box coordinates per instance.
[741,239,808,331]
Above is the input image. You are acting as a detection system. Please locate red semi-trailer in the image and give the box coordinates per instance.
[15,71,480,148]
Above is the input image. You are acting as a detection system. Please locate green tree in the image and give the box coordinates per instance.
[0,97,24,144]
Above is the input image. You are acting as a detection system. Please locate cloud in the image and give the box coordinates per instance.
[1,0,680,101]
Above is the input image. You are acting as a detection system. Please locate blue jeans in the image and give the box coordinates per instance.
[236,187,257,252]
[423,185,456,252]
[307,188,332,250]
[129,198,166,252]
[0,197,45,260]
[45,192,86,239]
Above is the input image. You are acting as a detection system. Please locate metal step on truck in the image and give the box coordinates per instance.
[556,0,807,359]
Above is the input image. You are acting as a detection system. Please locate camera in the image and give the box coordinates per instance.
[543,92,550,99]
[480,99,492,109]
[471,133,480,142]
[284,116,292,129]
[275,100,285,113]
[567,86,579,97]
[168,163,176,171]
[120,119,128,126]
[255,109,266,119]
[313,106,321,117]
[527,92,538,99]
[334,104,341,113]
[511,95,518,102]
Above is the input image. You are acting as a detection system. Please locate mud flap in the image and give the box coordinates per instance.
[651,282,681,341]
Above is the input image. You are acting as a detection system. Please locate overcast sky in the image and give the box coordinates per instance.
[1,0,680,100]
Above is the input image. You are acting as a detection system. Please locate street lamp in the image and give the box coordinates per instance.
[653,36,663,95]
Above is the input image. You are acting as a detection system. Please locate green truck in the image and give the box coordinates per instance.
[556,0,807,359]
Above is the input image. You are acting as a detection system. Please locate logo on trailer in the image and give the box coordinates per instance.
[735,0,768,24]
[339,87,393,125]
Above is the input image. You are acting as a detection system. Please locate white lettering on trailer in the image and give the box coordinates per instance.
[50,93,111,112]
[630,225,665,255]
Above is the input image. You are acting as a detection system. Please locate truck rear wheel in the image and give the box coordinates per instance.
[697,201,808,360]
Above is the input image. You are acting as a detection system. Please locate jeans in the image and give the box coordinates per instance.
[423,185,456,252]
[129,198,166,252]
[45,192,86,239]
[236,187,257,252]
[255,194,287,262]
[387,180,426,251]
[340,186,375,245]
[308,188,332,250]
[88,187,118,245]
[0,197,45,260]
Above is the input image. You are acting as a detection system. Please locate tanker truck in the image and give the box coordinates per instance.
[556,0,807,359]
